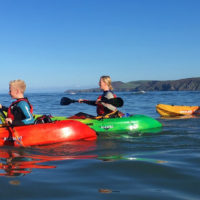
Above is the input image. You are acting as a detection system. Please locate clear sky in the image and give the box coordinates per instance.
[0,0,199,92]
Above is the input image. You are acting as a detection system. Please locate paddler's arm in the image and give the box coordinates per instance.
[17,101,34,125]
[78,99,96,106]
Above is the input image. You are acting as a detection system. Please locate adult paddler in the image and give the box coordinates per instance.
[76,75,122,118]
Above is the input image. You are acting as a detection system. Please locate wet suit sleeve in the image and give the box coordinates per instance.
[18,101,34,124]
[84,100,96,106]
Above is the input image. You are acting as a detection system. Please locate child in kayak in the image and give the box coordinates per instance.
[75,75,123,118]
[0,80,34,126]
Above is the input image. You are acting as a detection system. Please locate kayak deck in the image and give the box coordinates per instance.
[0,120,97,147]
[50,115,162,134]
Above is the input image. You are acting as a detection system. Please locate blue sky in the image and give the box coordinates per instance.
[0,0,199,92]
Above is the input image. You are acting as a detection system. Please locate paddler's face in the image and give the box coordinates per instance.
[99,78,107,91]
[9,85,18,99]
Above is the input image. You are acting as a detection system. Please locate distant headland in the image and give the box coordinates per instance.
[65,77,200,93]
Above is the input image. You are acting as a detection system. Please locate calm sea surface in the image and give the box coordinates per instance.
[0,91,200,200]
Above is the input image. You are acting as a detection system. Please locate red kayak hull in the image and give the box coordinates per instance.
[0,120,97,147]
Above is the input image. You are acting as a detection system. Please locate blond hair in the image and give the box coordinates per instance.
[9,80,26,93]
[100,76,113,90]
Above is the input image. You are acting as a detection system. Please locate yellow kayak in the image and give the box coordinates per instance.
[156,104,200,117]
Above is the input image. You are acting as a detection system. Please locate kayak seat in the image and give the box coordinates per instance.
[34,115,53,124]
[96,110,125,119]
[68,112,95,119]
[68,111,125,120]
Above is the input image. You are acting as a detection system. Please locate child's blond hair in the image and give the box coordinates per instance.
[9,80,26,93]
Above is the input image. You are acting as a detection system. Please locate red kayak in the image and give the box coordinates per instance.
[0,120,97,147]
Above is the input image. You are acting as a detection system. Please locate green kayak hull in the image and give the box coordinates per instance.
[49,115,162,135]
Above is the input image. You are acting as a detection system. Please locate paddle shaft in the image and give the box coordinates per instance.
[8,122,24,146]
[60,97,123,107]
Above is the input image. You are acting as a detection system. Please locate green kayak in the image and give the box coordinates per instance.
[48,114,162,135]
[1,111,162,135]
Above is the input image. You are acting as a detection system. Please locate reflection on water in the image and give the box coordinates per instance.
[160,115,200,120]
[98,154,167,164]
[0,149,55,177]
[0,141,97,177]
[0,139,167,177]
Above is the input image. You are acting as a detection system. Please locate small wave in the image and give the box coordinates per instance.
[132,91,146,94]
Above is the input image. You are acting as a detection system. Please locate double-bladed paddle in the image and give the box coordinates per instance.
[60,97,124,107]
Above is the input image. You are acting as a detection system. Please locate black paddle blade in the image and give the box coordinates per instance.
[60,97,77,105]
[102,97,124,107]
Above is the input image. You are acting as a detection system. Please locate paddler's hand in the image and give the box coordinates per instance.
[95,99,102,105]
[0,104,2,109]
[5,118,12,125]
[78,99,84,103]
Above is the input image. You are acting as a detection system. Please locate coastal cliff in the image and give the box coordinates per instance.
[65,77,200,93]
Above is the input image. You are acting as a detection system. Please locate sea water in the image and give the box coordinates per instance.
[0,91,200,200]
